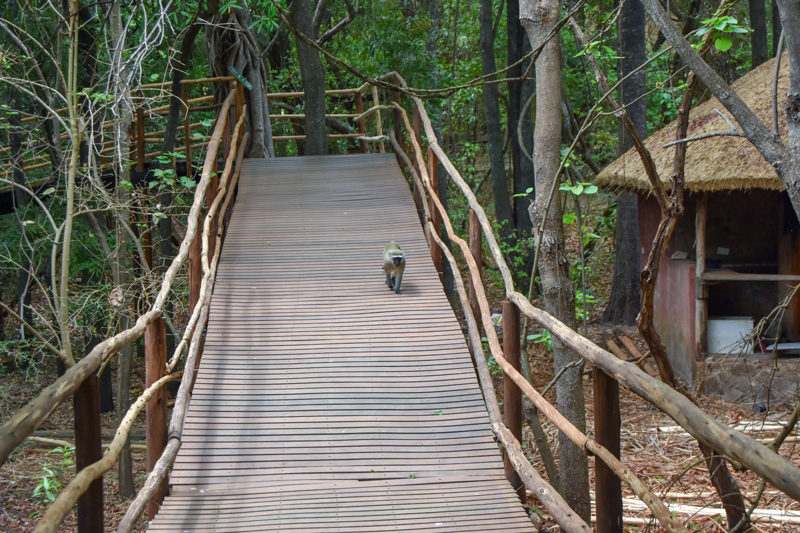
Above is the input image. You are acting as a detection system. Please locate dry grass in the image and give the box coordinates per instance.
[597,53,789,194]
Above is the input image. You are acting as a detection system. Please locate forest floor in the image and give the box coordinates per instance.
[520,332,800,532]
[2,327,799,532]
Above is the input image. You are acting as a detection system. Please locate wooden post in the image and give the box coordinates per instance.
[189,211,202,314]
[502,300,524,502]
[207,158,219,263]
[593,367,622,533]
[371,85,385,153]
[135,102,145,173]
[695,193,708,381]
[391,91,405,168]
[467,209,483,353]
[74,375,103,533]
[145,315,168,520]
[355,92,367,153]
[235,82,245,124]
[182,84,192,175]
[411,104,425,224]
[428,149,443,280]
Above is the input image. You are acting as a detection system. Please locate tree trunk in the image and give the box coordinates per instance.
[9,105,33,337]
[507,0,535,237]
[427,0,456,304]
[521,0,591,521]
[290,0,328,155]
[772,0,782,57]
[206,7,275,157]
[750,0,769,67]
[479,0,514,246]
[602,0,646,325]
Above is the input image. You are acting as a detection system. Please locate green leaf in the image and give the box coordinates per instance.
[715,35,733,52]
[41,187,55,196]
[583,185,598,195]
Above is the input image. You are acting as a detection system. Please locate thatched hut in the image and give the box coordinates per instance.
[598,53,800,398]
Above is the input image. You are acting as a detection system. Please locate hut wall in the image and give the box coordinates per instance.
[638,195,697,382]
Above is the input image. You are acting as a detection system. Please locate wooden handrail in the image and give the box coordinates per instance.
[383,72,800,518]
[389,100,687,533]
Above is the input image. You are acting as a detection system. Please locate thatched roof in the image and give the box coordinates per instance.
[597,53,789,193]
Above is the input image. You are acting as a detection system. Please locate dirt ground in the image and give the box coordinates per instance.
[2,331,799,532]
[520,332,800,533]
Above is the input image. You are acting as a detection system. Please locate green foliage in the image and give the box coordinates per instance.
[31,446,74,508]
[696,15,751,52]
[528,330,553,352]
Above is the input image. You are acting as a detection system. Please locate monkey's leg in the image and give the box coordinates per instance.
[385,272,393,288]
[394,272,402,294]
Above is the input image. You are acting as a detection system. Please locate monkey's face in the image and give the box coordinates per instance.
[393,257,403,267]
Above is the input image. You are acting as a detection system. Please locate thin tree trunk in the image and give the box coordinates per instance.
[772,0,782,57]
[602,0,646,325]
[9,105,33,337]
[521,0,591,521]
[290,0,328,155]
[750,0,769,67]
[109,0,135,499]
[479,0,514,246]
[507,0,535,237]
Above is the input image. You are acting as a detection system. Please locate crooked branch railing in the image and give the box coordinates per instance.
[0,81,246,533]
[376,72,800,532]
[0,77,382,192]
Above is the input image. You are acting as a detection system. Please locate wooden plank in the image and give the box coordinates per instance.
[148,154,534,531]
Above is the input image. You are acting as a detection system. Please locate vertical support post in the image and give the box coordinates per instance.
[135,99,145,173]
[695,193,708,382]
[355,91,367,153]
[145,315,168,520]
[411,104,425,224]
[593,367,622,533]
[189,217,202,314]
[182,83,192,175]
[502,300,524,501]
[235,81,245,123]
[468,209,483,353]
[371,85,385,153]
[74,375,103,533]
[207,158,219,263]
[222,84,233,161]
[393,91,403,153]
[140,195,153,270]
[428,149,443,280]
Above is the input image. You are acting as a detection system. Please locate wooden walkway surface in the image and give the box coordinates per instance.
[148,154,535,531]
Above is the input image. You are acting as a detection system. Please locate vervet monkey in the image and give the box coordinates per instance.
[382,242,405,294]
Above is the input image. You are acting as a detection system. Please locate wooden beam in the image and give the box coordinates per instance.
[145,316,168,520]
[502,301,524,502]
[73,375,103,533]
[354,92,367,153]
[593,366,622,533]
[428,148,443,280]
[468,209,483,354]
[695,193,708,374]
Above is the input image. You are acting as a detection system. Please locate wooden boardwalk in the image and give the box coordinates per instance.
[148,154,535,531]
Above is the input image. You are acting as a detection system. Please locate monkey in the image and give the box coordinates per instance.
[382,241,406,294]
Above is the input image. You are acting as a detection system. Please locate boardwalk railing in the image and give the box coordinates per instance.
[0,81,247,533]
[358,72,800,532]
[0,78,382,193]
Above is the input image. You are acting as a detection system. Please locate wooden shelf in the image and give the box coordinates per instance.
[700,271,800,282]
